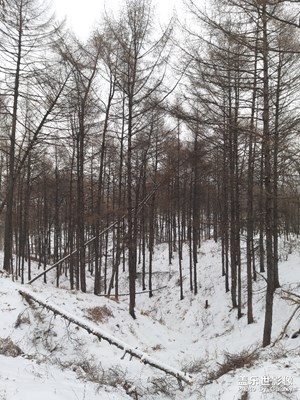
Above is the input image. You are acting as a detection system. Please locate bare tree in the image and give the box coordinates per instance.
[104,0,171,318]
[0,0,67,272]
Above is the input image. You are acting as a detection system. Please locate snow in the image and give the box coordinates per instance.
[18,287,192,384]
[0,238,300,399]
[0,355,126,400]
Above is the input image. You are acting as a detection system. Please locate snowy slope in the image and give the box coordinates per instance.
[0,239,300,399]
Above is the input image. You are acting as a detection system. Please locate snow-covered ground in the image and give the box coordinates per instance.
[0,239,300,399]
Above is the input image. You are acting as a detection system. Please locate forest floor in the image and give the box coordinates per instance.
[0,239,300,399]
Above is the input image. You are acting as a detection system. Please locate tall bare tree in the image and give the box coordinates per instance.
[0,0,66,272]
[104,0,171,318]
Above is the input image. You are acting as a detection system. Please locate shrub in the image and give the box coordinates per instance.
[207,348,259,382]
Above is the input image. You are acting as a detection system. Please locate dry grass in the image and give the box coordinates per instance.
[152,344,163,351]
[0,337,23,357]
[85,305,113,323]
[207,348,259,382]
[66,359,140,399]
[140,309,151,317]
[239,392,249,400]
[182,358,205,374]
[149,376,178,397]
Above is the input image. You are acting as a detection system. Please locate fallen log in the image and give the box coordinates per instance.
[96,286,167,297]
[27,220,119,285]
[19,288,193,386]
[27,186,159,286]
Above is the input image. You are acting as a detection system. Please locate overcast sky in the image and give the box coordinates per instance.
[52,0,182,39]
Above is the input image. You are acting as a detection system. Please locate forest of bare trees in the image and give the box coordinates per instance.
[1,0,300,347]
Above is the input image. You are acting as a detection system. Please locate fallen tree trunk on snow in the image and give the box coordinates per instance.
[19,288,192,386]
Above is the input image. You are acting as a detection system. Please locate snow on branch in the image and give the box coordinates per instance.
[19,288,193,386]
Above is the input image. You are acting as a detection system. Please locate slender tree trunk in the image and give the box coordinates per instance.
[192,132,200,295]
[128,96,136,319]
[3,6,23,272]
[262,3,274,347]
[273,56,282,290]
[77,124,86,293]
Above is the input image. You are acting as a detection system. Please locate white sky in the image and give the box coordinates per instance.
[52,0,181,39]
